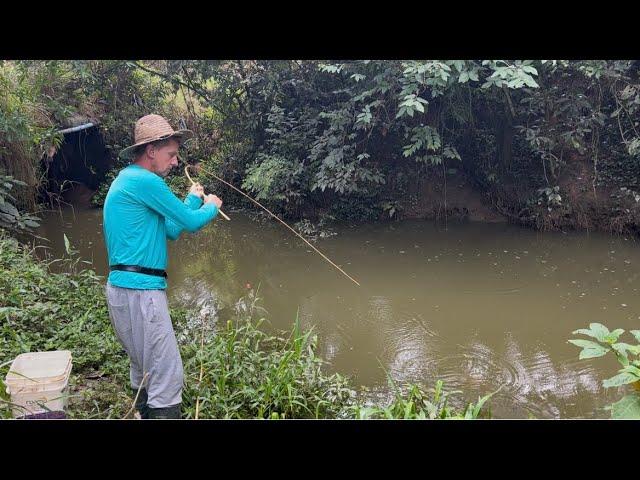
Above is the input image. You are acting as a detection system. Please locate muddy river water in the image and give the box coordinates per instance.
[37,207,640,418]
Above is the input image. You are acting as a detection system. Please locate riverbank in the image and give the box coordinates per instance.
[391,157,640,238]
[0,234,494,419]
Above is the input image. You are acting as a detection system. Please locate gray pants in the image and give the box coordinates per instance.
[105,283,183,408]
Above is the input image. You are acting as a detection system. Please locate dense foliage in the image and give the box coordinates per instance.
[121,60,640,230]
[2,59,640,232]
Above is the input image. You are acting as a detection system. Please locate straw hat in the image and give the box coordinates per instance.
[119,114,193,160]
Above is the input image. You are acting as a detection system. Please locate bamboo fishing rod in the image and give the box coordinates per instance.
[185,167,231,221]
[184,164,361,287]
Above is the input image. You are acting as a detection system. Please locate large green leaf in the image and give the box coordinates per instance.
[612,343,631,366]
[603,372,639,388]
[613,343,640,359]
[569,339,605,349]
[568,339,609,359]
[0,202,18,217]
[580,347,610,360]
[621,365,640,377]
[605,329,626,344]
[23,219,39,228]
[631,330,640,343]
[610,394,640,419]
[589,323,610,342]
[573,323,616,343]
[572,328,601,340]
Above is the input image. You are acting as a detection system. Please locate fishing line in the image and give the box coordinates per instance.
[184,164,361,287]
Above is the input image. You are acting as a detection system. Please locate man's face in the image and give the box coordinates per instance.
[149,139,180,177]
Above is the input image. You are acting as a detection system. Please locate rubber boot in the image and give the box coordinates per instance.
[148,403,182,419]
[132,387,150,419]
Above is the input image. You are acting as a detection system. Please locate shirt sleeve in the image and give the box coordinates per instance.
[166,193,206,240]
[136,174,218,241]
[184,192,204,210]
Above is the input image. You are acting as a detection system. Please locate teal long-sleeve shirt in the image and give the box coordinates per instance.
[103,164,218,290]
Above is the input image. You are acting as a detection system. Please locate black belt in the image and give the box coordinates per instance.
[110,264,168,278]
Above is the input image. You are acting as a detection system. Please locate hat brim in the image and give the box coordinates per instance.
[118,129,193,160]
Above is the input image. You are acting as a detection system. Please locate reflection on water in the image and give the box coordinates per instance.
[37,208,639,418]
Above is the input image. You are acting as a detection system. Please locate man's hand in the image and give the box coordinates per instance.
[189,182,205,199]
[204,194,223,209]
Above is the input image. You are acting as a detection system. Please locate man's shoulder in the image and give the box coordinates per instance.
[116,166,163,187]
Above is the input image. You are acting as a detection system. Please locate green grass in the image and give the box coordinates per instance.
[181,316,355,419]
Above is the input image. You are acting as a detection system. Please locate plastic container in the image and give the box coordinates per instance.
[4,350,73,418]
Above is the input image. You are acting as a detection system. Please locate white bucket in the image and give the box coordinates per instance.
[5,350,73,418]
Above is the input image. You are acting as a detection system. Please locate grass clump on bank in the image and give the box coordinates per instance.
[0,233,131,418]
[0,234,494,419]
[181,314,355,419]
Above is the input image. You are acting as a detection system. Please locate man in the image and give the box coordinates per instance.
[103,114,222,419]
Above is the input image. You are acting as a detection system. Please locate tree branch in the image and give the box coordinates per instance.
[131,61,227,118]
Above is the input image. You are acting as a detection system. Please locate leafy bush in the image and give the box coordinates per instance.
[181,316,355,419]
[569,323,640,419]
[0,174,40,233]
